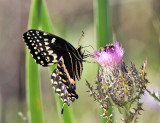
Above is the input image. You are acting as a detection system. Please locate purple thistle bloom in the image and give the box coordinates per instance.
[86,42,153,122]
[92,42,124,68]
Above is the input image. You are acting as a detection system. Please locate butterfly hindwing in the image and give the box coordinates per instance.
[51,67,71,105]
[51,57,78,105]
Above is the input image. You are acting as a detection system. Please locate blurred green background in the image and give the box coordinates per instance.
[0,0,160,123]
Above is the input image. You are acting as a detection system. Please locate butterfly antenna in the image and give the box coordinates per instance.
[84,49,93,54]
[78,31,84,46]
[61,104,64,114]
[81,45,94,50]
[84,60,97,64]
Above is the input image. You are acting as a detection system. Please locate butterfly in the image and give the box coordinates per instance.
[23,29,88,111]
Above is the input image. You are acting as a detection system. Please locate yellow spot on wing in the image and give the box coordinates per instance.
[48,63,54,65]
[70,79,75,85]
[71,93,75,96]
[40,48,43,51]
[52,54,57,59]
[45,42,49,45]
[59,58,63,63]
[52,38,56,44]
[43,32,47,35]
[58,64,61,68]
[48,50,53,55]
[46,46,50,50]
[62,79,66,83]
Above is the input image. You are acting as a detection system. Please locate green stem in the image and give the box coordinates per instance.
[121,105,131,123]
[26,0,44,123]
[94,0,112,122]
[95,0,111,47]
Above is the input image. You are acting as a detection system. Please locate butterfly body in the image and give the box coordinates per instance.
[23,29,84,106]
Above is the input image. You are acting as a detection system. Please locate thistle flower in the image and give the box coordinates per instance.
[92,42,124,68]
[87,42,151,123]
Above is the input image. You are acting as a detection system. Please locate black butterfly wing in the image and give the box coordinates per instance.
[62,47,83,81]
[75,59,83,81]
[23,30,69,66]
[51,67,71,106]
[73,47,83,81]
[23,31,51,66]
[51,57,78,105]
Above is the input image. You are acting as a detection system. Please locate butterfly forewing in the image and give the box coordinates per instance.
[23,30,65,66]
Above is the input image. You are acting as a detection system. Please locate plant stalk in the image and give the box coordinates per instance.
[94,0,112,122]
